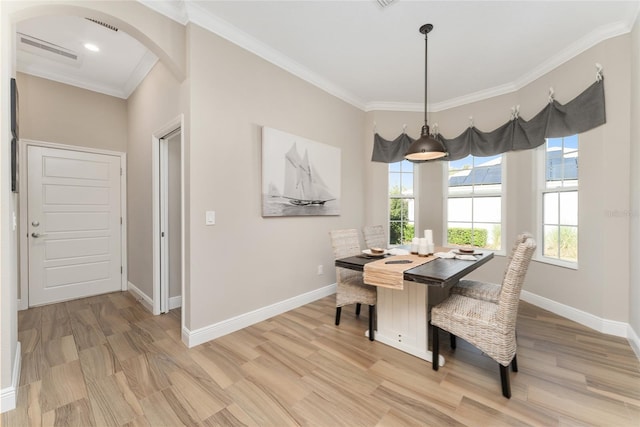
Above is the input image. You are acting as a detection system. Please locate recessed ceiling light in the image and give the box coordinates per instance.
[84,43,99,52]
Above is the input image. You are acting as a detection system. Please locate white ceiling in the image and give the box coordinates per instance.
[16,14,158,99]
[16,1,640,110]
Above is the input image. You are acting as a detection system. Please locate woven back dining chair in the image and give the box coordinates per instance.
[451,232,533,303]
[329,229,377,341]
[362,225,386,250]
[430,236,536,398]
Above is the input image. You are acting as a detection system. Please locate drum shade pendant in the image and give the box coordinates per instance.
[405,24,448,162]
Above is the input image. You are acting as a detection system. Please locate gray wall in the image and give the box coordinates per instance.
[630,14,640,350]
[126,61,185,298]
[17,73,127,151]
[186,23,365,330]
[0,0,18,399]
[168,131,182,299]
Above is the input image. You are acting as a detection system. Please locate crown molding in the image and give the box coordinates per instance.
[123,51,159,98]
[136,0,189,25]
[138,1,637,114]
[184,1,367,110]
[369,18,633,113]
[365,101,422,113]
[17,64,130,99]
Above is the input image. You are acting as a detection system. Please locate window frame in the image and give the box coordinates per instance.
[443,154,506,255]
[388,160,417,246]
[535,136,579,269]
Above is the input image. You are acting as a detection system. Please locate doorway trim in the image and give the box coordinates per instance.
[152,114,185,316]
[18,139,128,310]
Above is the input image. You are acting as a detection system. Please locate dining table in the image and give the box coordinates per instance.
[335,246,494,366]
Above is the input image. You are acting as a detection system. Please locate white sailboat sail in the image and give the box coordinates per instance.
[283,143,334,205]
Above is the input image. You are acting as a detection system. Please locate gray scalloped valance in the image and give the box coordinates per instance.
[372,78,605,162]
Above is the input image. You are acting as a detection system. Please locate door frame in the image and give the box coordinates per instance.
[18,139,128,310]
[152,114,185,316]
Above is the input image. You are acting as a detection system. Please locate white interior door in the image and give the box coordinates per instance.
[28,145,123,306]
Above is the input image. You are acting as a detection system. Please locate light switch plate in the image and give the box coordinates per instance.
[206,211,215,225]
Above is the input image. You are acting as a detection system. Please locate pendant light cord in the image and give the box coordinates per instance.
[424,29,428,128]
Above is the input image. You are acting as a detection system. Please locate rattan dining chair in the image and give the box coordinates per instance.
[431,237,536,398]
[329,229,377,341]
[450,232,533,303]
[363,225,386,250]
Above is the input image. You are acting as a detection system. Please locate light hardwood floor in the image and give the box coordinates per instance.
[2,291,639,426]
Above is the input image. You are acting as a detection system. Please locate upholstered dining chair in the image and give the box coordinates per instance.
[430,237,536,398]
[329,229,377,341]
[362,225,386,250]
[450,232,533,303]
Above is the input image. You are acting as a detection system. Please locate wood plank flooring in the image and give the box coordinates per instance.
[2,292,639,426]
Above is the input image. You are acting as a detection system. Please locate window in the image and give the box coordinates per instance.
[446,154,503,250]
[389,160,415,245]
[541,135,578,263]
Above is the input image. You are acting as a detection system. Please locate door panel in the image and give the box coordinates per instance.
[28,146,122,306]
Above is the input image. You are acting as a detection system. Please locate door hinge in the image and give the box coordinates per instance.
[121,266,123,274]
[120,167,123,176]
[120,217,122,225]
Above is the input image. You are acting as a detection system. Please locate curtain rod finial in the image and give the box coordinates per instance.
[595,63,603,81]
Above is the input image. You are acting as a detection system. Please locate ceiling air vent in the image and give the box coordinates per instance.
[18,33,79,64]
[376,0,397,7]
[85,18,119,32]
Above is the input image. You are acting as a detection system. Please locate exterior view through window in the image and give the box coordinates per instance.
[542,135,578,262]
[389,160,415,245]
[447,154,503,250]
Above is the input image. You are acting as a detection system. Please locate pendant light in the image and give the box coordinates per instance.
[405,24,448,162]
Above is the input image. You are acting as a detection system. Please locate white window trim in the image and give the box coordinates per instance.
[388,161,418,247]
[534,142,579,270]
[442,157,507,255]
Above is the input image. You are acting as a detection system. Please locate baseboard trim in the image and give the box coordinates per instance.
[183,283,336,348]
[520,290,628,337]
[169,295,182,310]
[628,324,640,360]
[1,342,21,413]
[127,281,153,313]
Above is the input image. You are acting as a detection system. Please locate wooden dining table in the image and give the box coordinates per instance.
[335,247,494,366]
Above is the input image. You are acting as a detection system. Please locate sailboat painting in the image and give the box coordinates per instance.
[262,127,340,217]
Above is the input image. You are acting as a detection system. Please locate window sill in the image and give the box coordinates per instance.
[532,255,578,270]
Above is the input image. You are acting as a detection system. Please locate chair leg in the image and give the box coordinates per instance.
[335,307,342,326]
[499,364,511,398]
[431,323,440,371]
[449,333,457,350]
[511,354,518,372]
[355,303,362,316]
[368,305,375,341]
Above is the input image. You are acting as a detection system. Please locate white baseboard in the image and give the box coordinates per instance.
[1,342,21,413]
[127,281,153,313]
[183,283,336,348]
[128,282,182,312]
[520,290,629,338]
[169,295,182,310]
[628,324,640,360]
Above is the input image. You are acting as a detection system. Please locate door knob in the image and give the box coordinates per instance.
[31,232,47,238]
[31,220,40,227]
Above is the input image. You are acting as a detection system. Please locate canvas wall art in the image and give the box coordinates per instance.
[262,127,340,217]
